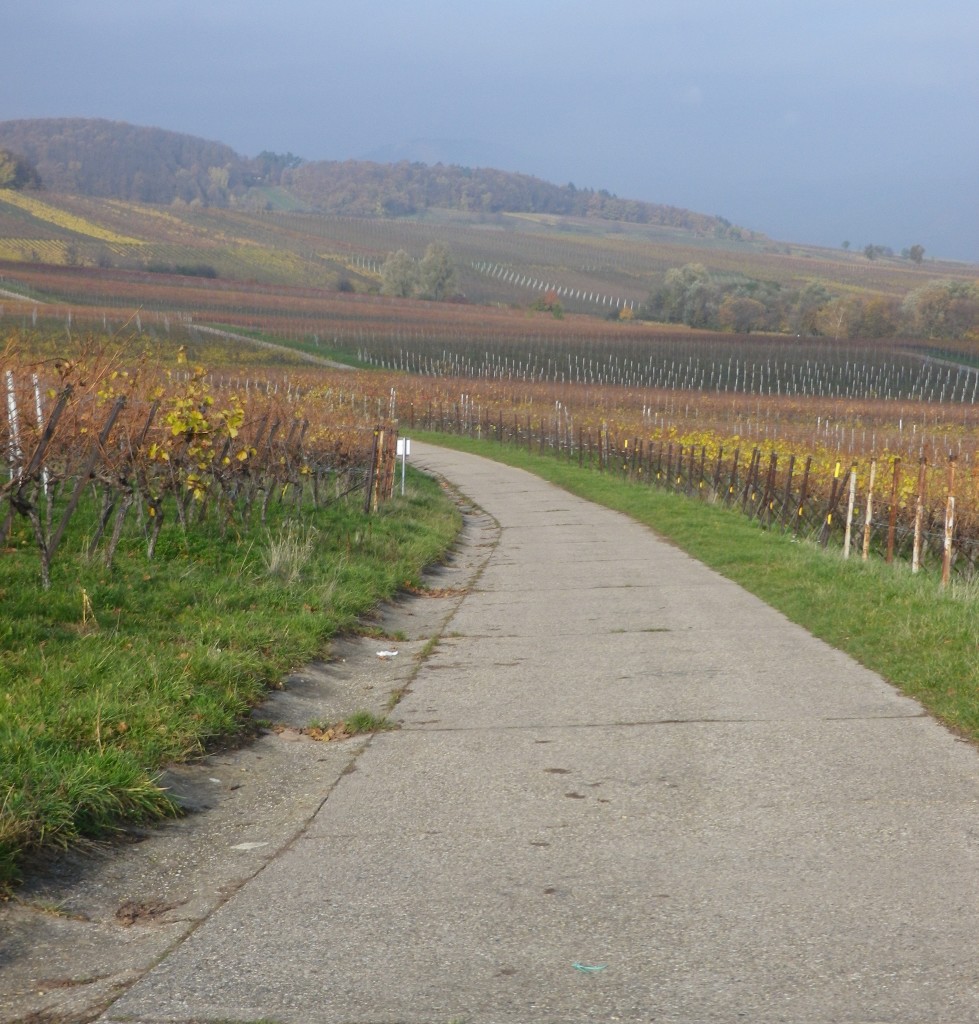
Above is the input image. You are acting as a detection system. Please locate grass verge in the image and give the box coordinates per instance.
[413,431,979,742]
[0,468,459,889]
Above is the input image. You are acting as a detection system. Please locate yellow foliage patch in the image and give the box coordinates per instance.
[0,192,144,244]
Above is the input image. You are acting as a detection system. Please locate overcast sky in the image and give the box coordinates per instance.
[3,1,977,261]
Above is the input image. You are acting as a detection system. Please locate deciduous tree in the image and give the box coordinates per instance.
[418,242,456,300]
[647,263,720,328]
[0,149,40,190]
[901,280,978,339]
[792,283,831,335]
[718,295,766,333]
[380,249,418,298]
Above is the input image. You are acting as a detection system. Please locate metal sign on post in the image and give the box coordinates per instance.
[396,437,411,495]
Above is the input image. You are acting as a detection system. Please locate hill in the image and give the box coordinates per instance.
[278,159,752,238]
[0,118,245,205]
[0,118,974,343]
[0,117,752,240]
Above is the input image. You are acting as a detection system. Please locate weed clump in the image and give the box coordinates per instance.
[262,521,318,583]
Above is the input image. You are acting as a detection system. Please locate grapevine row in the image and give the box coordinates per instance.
[2,353,399,588]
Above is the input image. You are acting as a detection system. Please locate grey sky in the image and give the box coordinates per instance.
[3,1,977,261]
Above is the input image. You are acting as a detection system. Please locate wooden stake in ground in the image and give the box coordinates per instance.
[943,458,956,588]
[843,465,857,559]
[862,458,877,560]
[886,457,901,563]
[820,461,843,548]
[912,458,927,574]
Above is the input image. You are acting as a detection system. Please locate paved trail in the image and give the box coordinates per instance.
[102,443,979,1023]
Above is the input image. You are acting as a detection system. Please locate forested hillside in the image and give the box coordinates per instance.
[280,159,751,238]
[0,118,751,239]
[0,119,246,205]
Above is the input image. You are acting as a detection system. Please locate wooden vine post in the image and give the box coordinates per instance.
[365,425,385,514]
[843,465,857,559]
[741,448,760,514]
[794,455,812,536]
[712,446,724,499]
[727,447,741,506]
[942,457,956,587]
[862,458,877,560]
[759,452,778,524]
[912,458,927,573]
[780,454,796,529]
[886,457,901,563]
[820,461,843,548]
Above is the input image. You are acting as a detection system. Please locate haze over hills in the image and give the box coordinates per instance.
[0,116,976,343]
[0,118,757,241]
[362,138,525,175]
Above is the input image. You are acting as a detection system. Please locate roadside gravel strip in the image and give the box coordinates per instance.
[0,483,495,1024]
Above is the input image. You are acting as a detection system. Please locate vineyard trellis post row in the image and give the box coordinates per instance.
[410,404,979,582]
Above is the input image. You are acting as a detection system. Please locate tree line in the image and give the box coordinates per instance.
[0,118,754,239]
[0,148,40,190]
[281,160,752,237]
[380,243,457,301]
[641,263,979,340]
[0,119,248,206]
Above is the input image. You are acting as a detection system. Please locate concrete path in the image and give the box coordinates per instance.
[101,443,979,1024]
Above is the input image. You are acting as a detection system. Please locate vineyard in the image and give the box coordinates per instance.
[5,259,978,401]
[3,188,976,316]
[6,305,979,587]
[1,336,403,589]
[8,152,979,891]
[3,190,979,590]
[0,328,450,885]
[355,330,979,404]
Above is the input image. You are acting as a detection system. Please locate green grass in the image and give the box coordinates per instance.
[8,425,978,889]
[0,468,459,888]
[204,322,368,367]
[344,710,397,734]
[414,431,979,741]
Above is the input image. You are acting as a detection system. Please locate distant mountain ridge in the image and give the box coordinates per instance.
[0,117,755,239]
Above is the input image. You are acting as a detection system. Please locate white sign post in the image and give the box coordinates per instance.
[396,437,411,495]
